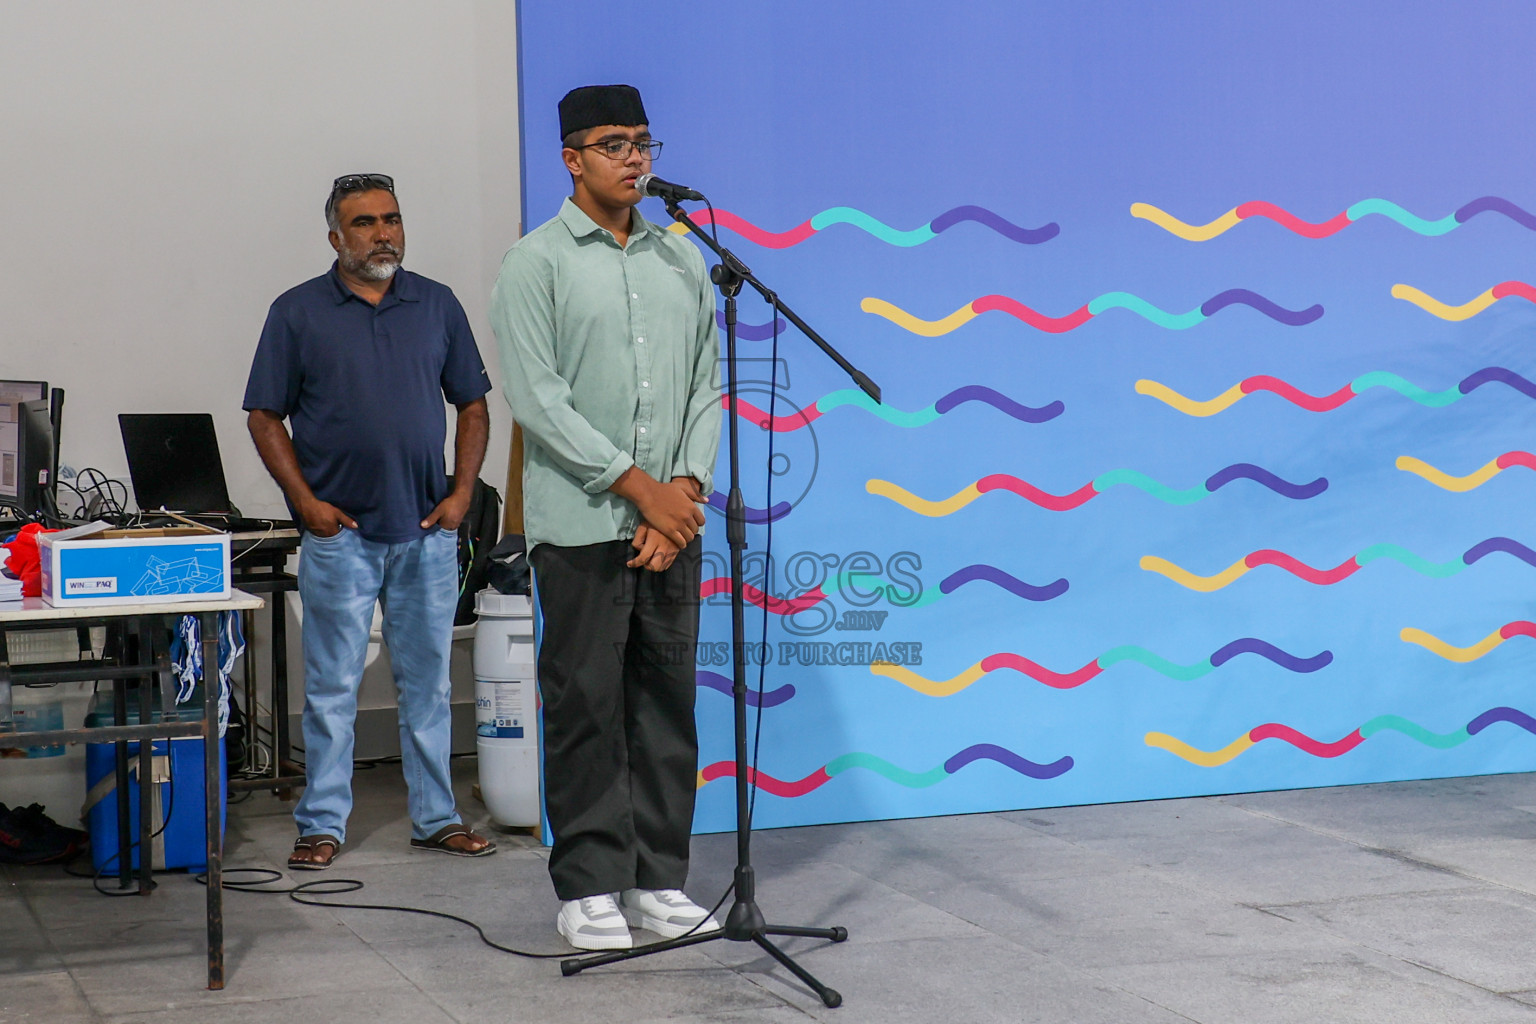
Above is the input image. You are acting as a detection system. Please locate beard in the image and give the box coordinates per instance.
[338,242,402,281]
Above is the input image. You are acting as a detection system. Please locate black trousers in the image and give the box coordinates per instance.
[529,537,702,900]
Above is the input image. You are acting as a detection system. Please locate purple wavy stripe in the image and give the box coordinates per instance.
[937,565,1069,601]
[1198,289,1324,326]
[1208,638,1333,672]
[1458,367,1536,400]
[928,205,1061,245]
[1204,463,1328,499]
[1454,197,1536,230]
[1467,706,1536,736]
[717,310,788,341]
[932,385,1064,423]
[696,671,796,708]
[1462,537,1536,569]
[705,491,793,524]
[942,743,1074,779]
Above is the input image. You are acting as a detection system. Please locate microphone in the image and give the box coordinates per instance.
[634,173,705,203]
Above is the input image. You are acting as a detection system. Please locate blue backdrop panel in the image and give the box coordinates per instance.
[516,1,1536,832]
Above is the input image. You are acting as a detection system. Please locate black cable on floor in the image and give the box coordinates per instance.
[192,868,734,960]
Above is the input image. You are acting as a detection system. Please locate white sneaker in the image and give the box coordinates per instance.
[619,888,720,939]
[557,894,633,950]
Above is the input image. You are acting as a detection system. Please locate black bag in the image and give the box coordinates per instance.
[449,476,502,625]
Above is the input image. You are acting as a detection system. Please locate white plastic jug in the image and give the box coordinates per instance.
[473,590,539,828]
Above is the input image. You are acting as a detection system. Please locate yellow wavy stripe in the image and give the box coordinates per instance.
[860,297,978,337]
[1135,379,1245,416]
[1400,626,1506,662]
[870,660,987,697]
[1390,283,1498,321]
[1145,731,1256,766]
[866,478,983,517]
[1138,555,1250,592]
[1129,203,1244,241]
[1394,455,1503,492]
[695,770,708,789]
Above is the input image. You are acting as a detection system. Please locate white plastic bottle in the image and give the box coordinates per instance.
[473,589,540,828]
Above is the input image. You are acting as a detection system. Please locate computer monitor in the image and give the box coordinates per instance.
[0,380,48,507]
[15,398,55,519]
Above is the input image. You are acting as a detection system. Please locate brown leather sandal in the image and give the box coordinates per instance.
[409,823,497,857]
[288,834,342,871]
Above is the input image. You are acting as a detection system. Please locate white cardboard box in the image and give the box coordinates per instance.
[38,526,231,607]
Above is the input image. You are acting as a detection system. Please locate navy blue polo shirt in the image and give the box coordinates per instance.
[243,264,491,543]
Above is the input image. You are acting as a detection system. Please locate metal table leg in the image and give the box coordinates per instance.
[200,611,224,990]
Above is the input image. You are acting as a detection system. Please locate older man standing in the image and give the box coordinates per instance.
[491,85,722,950]
[245,174,495,868]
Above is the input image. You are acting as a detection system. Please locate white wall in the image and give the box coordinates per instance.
[0,1,524,813]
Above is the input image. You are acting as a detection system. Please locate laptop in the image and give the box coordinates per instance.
[118,413,291,533]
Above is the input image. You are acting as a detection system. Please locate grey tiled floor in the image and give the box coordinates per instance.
[8,766,1536,1022]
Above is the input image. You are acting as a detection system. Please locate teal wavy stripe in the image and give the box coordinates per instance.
[1349,371,1463,407]
[815,389,942,427]
[1092,468,1209,505]
[825,752,949,787]
[836,571,936,609]
[1354,543,1467,578]
[809,207,938,246]
[1358,714,1471,748]
[1086,292,1207,329]
[1096,645,1213,681]
[1345,199,1459,236]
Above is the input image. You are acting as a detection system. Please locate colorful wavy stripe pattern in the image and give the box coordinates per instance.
[697,743,1074,796]
[1147,707,1536,766]
[696,671,796,708]
[1142,538,1536,592]
[669,206,1059,248]
[1392,281,1536,321]
[699,564,1068,616]
[716,310,787,341]
[1137,367,1536,417]
[862,290,1322,336]
[726,385,1063,433]
[704,491,792,525]
[1401,620,1536,662]
[1396,452,1536,492]
[1132,197,1536,241]
[870,638,1331,697]
[868,464,1325,516]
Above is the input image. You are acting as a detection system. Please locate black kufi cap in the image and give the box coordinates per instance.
[559,84,648,140]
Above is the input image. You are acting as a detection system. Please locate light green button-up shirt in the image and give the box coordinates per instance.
[489,198,722,549]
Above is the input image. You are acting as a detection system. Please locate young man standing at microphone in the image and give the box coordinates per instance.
[489,85,722,950]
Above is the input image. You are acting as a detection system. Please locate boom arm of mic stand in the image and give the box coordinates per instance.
[666,202,881,403]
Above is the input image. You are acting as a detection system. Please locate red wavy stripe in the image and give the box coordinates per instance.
[699,577,827,615]
[725,395,820,432]
[1250,723,1365,757]
[701,760,831,796]
[1499,621,1536,640]
[1243,549,1361,584]
[1495,451,1536,470]
[980,653,1102,689]
[1491,281,1536,303]
[1236,201,1352,239]
[976,474,1098,511]
[691,209,817,248]
[971,295,1094,333]
[1241,375,1355,411]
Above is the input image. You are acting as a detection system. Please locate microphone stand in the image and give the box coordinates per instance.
[561,198,880,1007]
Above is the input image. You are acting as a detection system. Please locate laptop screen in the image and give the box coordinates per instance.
[119,413,234,514]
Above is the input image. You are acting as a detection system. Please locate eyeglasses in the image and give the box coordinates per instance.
[332,173,395,194]
[575,139,662,161]
[326,173,395,218]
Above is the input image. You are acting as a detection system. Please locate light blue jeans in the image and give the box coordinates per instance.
[292,526,461,843]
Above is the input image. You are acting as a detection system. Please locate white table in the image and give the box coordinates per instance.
[0,590,264,990]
